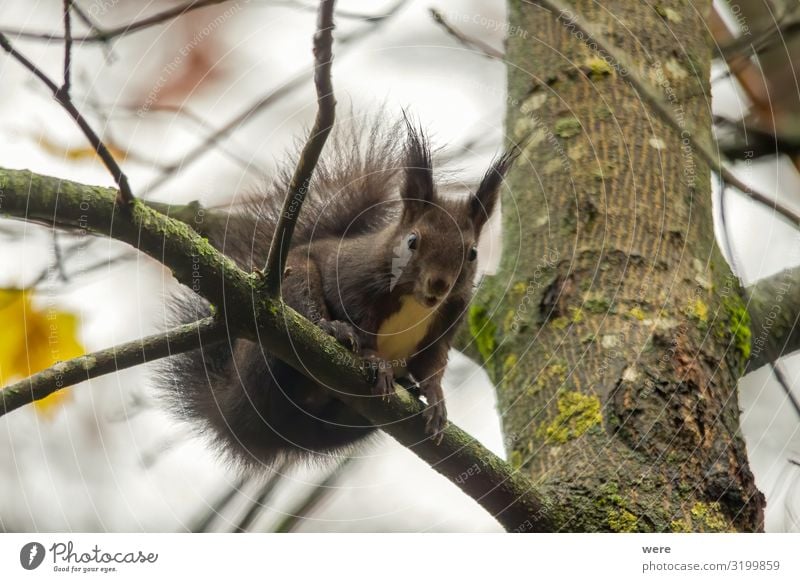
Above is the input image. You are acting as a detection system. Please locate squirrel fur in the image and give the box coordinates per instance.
[160,115,517,468]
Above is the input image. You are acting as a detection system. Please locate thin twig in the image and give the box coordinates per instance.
[69,1,115,59]
[141,67,313,196]
[429,8,504,60]
[273,457,354,532]
[30,237,94,288]
[0,317,226,417]
[772,362,800,420]
[532,0,800,228]
[62,0,73,95]
[51,231,70,283]
[56,252,136,289]
[0,0,233,44]
[1,0,390,44]
[263,0,337,292]
[0,33,134,204]
[87,100,268,176]
[70,1,103,32]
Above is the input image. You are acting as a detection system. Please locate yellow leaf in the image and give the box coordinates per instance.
[35,134,128,163]
[0,289,85,417]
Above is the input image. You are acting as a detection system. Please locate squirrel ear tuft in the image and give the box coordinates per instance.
[470,145,521,232]
[401,113,435,220]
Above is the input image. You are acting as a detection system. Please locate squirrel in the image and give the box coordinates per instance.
[160,115,517,468]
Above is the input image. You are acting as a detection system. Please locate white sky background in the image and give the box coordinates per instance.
[0,0,798,532]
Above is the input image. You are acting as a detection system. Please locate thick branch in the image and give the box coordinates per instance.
[746,265,800,369]
[1,317,226,416]
[0,168,248,308]
[0,167,553,532]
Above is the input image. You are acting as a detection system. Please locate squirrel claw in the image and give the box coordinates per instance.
[423,402,448,443]
[318,319,360,353]
[371,366,395,400]
[362,352,395,399]
[421,382,447,443]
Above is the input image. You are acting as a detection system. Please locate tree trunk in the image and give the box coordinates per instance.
[469,0,765,531]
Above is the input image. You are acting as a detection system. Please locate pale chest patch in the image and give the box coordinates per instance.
[376,296,436,362]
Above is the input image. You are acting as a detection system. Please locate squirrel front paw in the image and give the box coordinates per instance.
[421,383,448,443]
[361,350,395,399]
[318,319,360,353]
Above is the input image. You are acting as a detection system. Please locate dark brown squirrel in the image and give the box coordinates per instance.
[160,115,517,468]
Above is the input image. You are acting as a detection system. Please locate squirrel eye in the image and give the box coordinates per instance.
[468,246,478,261]
[407,232,419,250]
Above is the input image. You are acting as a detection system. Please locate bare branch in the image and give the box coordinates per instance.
[0,33,134,204]
[429,8,504,60]
[1,0,234,44]
[263,0,336,292]
[0,317,226,417]
[747,265,800,369]
[2,1,400,44]
[54,234,69,281]
[87,101,268,176]
[70,1,103,32]
[67,2,117,65]
[141,68,312,196]
[62,0,73,95]
[533,0,800,229]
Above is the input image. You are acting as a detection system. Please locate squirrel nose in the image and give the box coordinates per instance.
[426,276,451,296]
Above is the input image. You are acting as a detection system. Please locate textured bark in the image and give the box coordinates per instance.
[466,0,765,531]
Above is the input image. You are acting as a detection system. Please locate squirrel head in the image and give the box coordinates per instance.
[391,120,519,308]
